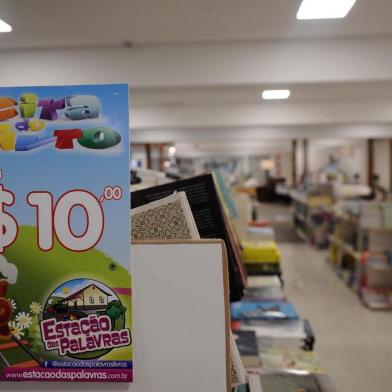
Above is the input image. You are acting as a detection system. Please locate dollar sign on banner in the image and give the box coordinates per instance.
[0,184,18,253]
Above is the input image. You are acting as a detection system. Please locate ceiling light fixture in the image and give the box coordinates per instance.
[0,19,12,32]
[297,0,357,20]
[262,90,291,100]
[168,146,176,156]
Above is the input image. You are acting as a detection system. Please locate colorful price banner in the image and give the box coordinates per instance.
[0,84,132,383]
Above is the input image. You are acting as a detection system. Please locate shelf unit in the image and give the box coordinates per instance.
[328,212,392,310]
[291,191,334,248]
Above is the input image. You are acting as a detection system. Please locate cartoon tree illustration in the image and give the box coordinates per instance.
[105,300,126,328]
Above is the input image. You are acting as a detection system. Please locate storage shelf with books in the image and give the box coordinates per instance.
[232,223,337,391]
[291,189,334,249]
[328,201,392,310]
[227,192,337,391]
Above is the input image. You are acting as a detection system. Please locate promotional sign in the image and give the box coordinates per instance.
[0,84,132,382]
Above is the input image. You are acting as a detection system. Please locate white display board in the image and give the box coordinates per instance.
[3,240,230,392]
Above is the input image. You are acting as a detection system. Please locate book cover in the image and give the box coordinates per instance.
[240,320,314,351]
[243,286,286,302]
[222,204,248,288]
[231,302,299,321]
[212,170,239,219]
[131,192,200,240]
[0,84,132,382]
[247,276,282,289]
[259,348,323,373]
[232,329,261,368]
[241,240,281,263]
[240,320,307,339]
[230,330,248,388]
[232,330,259,357]
[131,173,244,302]
[259,372,321,392]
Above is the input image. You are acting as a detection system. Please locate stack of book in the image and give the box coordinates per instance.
[246,220,275,241]
[241,240,281,276]
[230,250,338,391]
[231,280,315,354]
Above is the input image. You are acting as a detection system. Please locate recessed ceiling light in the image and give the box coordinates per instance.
[0,19,12,33]
[297,0,357,20]
[262,90,291,100]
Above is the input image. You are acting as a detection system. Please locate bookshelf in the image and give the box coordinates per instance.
[291,190,334,248]
[328,207,392,310]
[233,191,338,391]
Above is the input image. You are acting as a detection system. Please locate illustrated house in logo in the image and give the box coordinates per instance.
[61,284,111,310]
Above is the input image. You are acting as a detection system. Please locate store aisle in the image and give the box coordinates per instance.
[281,240,392,392]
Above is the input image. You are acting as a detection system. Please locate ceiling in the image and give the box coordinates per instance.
[1,0,392,49]
[174,138,366,158]
[132,81,392,107]
[2,0,392,155]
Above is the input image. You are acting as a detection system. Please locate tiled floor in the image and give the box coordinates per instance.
[234,194,392,392]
